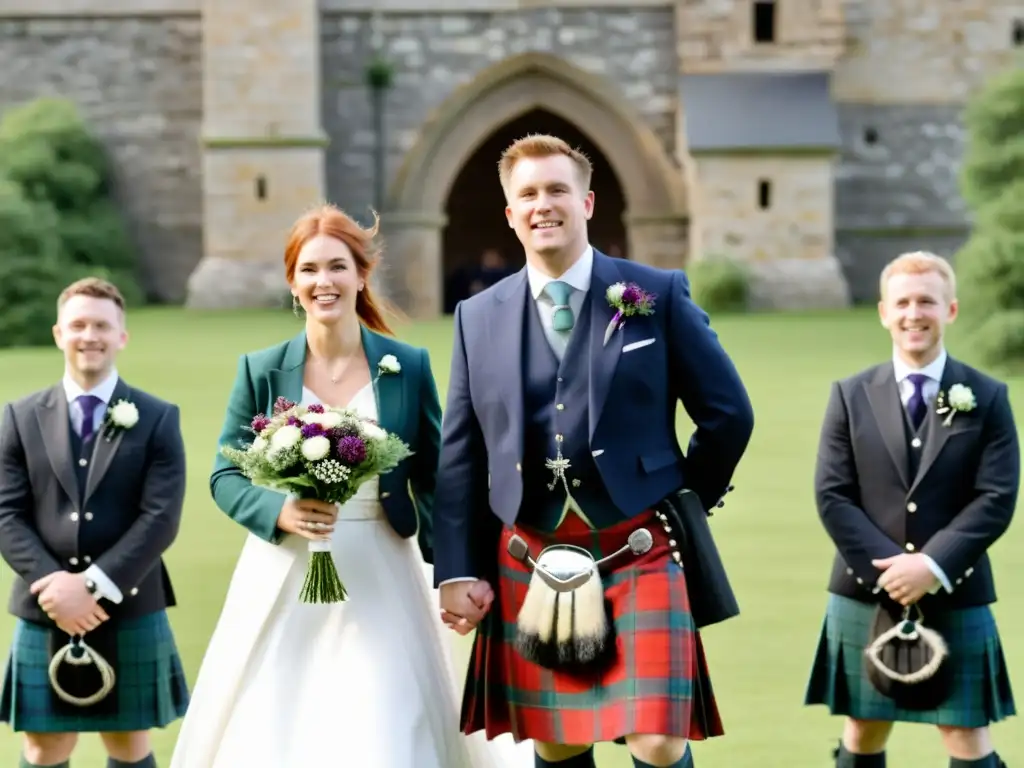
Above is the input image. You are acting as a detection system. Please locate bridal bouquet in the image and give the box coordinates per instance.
[221,396,412,604]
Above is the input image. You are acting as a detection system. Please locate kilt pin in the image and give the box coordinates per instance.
[433,248,754,756]
[461,511,723,746]
[804,353,1018,761]
[0,374,189,741]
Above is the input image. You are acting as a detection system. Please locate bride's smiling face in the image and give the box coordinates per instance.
[291,234,364,324]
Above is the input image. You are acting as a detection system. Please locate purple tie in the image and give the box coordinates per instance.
[906,373,929,429]
[76,395,102,443]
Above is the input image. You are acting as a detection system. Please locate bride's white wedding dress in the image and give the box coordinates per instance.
[171,384,533,768]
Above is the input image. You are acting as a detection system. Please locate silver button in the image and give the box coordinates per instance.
[84,512,94,521]
[907,502,917,513]
[130,588,138,596]
[956,578,963,585]
[856,577,864,585]
[515,463,521,472]
[69,557,79,566]
[557,377,563,382]
[556,404,565,411]
[380,491,390,499]
[846,567,854,575]
[78,458,88,467]
[83,556,91,563]
[965,567,974,577]
[70,512,79,522]
[911,438,922,448]
[906,542,916,552]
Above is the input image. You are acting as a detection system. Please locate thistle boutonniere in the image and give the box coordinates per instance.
[935,383,976,427]
[374,354,401,382]
[604,281,656,346]
[102,399,139,441]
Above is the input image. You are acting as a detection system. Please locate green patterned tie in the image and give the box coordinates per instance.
[545,280,574,332]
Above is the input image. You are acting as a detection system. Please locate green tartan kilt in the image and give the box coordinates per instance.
[804,594,1016,728]
[0,611,190,733]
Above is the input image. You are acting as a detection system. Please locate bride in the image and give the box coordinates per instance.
[171,205,532,767]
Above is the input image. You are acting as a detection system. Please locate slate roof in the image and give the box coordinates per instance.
[680,71,841,152]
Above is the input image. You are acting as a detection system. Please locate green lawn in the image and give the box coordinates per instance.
[0,308,1021,767]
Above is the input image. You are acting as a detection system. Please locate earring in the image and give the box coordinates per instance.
[292,295,302,317]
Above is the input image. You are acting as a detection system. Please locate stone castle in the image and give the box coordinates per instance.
[1,0,1020,316]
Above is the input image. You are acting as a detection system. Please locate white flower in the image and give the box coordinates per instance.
[361,422,387,442]
[378,354,401,375]
[270,424,301,451]
[947,384,976,411]
[300,435,331,461]
[109,400,139,429]
[605,282,625,305]
[301,411,343,429]
[252,436,268,453]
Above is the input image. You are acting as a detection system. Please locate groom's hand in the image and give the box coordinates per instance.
[440,580,493,635]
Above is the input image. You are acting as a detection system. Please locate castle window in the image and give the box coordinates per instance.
[863,127,879,145]
[753,1,776,43]
[255,175,267,201]
[1013,19,1024,46]
[758,179,772,210]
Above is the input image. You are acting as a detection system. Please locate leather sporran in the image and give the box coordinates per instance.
[507,529,653,672]
[863,602,952,711]
[47,626,118,715]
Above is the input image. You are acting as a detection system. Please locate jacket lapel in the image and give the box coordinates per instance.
[83,378,132,504]
[266,332,306,413]
[361,326,403,438]
[865,364,911,488]
[35,385,79,505]
[909,357,965,496]
[491,270,527,460]
[588,251,625,439]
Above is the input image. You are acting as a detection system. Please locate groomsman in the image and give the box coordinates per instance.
[0,278,189,767]
[805,252,1018,767]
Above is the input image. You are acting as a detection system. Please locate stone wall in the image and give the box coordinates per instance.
[836,231,968,303]
[0,14,203,303]
[319,7,679,220]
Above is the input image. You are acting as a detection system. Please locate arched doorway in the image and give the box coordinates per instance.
[382,52,689,319]
[441,108,628,311]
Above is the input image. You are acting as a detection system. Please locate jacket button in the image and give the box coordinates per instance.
[70,512,79,522]
[78,458,88,467]
[84,512,94,521]
[906,502,917,513]
[556,404,564,410]
[69,557,79,566]
[83,555,91,563]
[846,567,854,575]
[856,577,864,585]
[965,567,974,577]
[905,542,915,552]
[515,463,521,472]
[130,588,138,596]
[380,491,390,499]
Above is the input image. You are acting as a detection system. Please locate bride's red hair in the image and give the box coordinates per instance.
[284,204,395,336]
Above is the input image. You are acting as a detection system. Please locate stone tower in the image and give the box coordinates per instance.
[186,0,328,309]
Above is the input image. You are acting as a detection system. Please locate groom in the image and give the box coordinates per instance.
[434,133,754,767]
[0,277,190,767]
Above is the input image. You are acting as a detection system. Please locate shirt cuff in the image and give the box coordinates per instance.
[439,577,478,586]
[85,565,124,604]
[921,554,953,594]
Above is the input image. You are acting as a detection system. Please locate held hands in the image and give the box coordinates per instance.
[872,553,939,607]
[30,571,109,636]
[440,580,494,636]
[277,497,338,541]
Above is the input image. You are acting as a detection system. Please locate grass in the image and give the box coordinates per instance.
[0,307,1021,767]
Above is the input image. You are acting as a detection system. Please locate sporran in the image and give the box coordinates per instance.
[506,528,653,671]
[863,602,952,710]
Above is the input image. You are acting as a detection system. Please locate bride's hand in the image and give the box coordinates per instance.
[277,498,338,540]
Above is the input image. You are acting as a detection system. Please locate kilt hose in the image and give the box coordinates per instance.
[0,610,190,733]
[804,594,1016,728]
[460,509,724,746]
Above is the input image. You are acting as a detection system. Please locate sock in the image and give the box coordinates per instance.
[949,754,1002,768]
[834,742,886,767]
[535,747,595,767]
[107,756,156,768]
[20,759,69,768]
[631,741,693,767]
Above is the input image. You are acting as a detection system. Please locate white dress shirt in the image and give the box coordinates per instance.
[62,368,124,604]
[884,348,952,594]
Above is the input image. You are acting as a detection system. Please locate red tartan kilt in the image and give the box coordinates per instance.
[460,509,725,746]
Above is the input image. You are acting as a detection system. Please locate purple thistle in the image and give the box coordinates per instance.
[337,435,367,465]
[251,413,270,433]
[306,403,325,414]
[273,396,297,415]
[287,415,301,427]
[621,284,642,305]
[301,423,327,439]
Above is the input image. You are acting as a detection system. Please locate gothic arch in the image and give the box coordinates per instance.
[381,52,690,317]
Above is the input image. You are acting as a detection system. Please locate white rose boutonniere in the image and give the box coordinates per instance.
[936,384,976,427]
[103,399,139,440]
[377,354,401,376]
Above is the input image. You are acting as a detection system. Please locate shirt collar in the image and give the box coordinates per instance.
[525,245,594,300]
[892,348,947,384]
[62,368,120,405]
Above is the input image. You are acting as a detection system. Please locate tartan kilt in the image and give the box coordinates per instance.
[0,610,190,733]
[804,594,1016,728]
[461,509,724,746]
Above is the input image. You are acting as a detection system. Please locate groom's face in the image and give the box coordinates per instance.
[504,154,594,261]
[53,295,128,381]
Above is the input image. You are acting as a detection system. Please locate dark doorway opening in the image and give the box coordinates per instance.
[442,108,628,312]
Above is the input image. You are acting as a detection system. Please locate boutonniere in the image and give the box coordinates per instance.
[103,399,139,440]
[935,384,976,426]
[603,281,656,346]
[376,354,401,377]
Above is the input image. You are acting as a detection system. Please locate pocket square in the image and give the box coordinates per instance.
[623,338,656,353]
